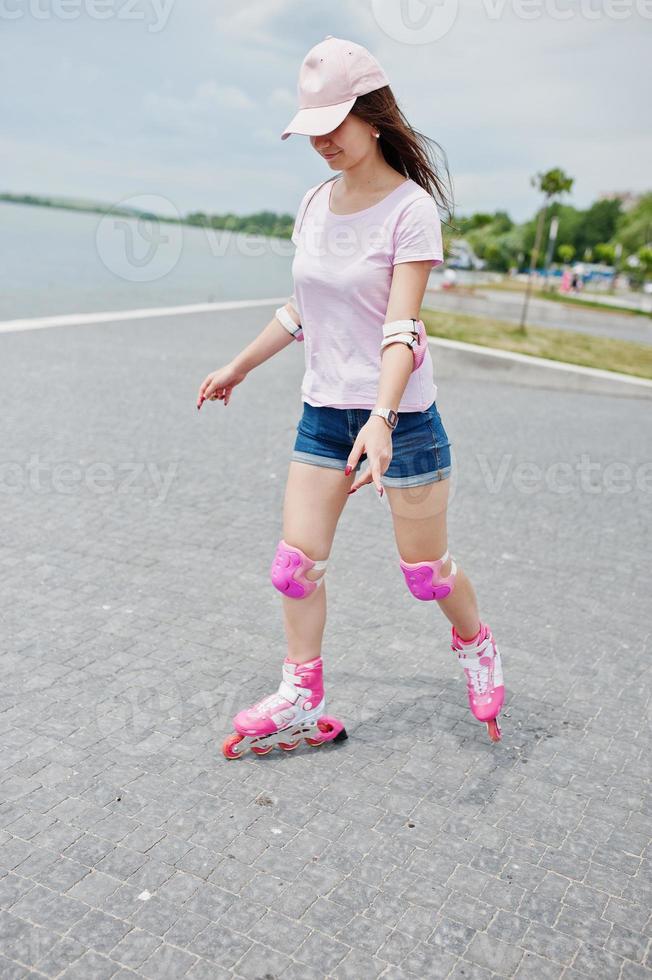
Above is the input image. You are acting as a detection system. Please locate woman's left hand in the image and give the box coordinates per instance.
[344,416,392,497]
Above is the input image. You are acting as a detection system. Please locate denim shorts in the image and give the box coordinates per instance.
[292,400,452,488]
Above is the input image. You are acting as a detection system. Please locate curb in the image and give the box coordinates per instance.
[1,299,650,400]
[427,335,652,400]
[0,298,290,334]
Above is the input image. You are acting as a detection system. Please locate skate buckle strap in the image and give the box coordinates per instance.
[277,678,302,704]
[457,655,488,670]
[457,654,493,695]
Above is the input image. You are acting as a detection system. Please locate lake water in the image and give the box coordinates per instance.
[0,201,296,321]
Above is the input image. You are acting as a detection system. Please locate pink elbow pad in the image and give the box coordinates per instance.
[275,305,304,342]
[380,318,427,372]
[412,318,427,371]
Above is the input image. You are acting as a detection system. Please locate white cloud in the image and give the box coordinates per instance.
[1,0,650,221]
[196,80,256,112]
[142,80,256,135]
[214,0,297,43]
[267,87,296,108]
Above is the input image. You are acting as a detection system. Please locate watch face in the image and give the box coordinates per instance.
[388,410,398,428]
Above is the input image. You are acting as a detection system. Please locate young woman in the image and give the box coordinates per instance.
[197,36,505,754]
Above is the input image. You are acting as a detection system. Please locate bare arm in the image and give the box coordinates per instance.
[232,300,301,374]
[372,260,433,413]
[196,300,302,409]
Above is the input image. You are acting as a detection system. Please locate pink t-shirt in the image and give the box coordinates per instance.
[290,175,444,411]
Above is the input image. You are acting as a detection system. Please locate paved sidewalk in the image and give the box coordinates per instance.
[0,304,650,979]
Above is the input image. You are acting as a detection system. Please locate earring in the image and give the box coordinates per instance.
[374,132,380,138]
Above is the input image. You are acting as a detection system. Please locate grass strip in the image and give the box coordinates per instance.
[420,307,652,380]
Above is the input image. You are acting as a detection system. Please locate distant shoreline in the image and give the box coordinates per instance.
[0,192,295,239]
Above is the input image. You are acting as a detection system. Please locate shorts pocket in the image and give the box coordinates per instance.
[426,405,452,471]
[425,404,448,444]
[297,403,321,439]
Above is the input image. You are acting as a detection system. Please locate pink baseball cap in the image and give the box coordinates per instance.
[280,35,390,140]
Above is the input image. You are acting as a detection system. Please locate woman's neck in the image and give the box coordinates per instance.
[337,155,404,196]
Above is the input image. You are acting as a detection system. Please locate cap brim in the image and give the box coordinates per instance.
[280,97,356,140]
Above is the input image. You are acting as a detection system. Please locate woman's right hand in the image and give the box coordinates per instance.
[197,361,248,410]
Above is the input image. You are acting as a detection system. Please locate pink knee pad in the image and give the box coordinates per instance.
[400,549,457,600]
[270,539,328,599]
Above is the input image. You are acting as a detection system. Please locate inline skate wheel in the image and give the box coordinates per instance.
[278,740,300,751]
[486,718,502,742]
[305,718,337,747]
[222,733,245,759]
[251,744,273,756]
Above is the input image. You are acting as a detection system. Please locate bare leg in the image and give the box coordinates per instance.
[385,477,504,742]
[384,478,481,638]
[278,460,354,664]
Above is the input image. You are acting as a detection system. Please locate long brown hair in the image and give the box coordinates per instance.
[350,86,454,226]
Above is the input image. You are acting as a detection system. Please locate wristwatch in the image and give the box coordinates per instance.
[370,407,398,430]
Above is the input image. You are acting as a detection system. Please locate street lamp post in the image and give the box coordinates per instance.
[542,216,559,291]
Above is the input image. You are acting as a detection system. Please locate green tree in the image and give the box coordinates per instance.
[557,243,575,264]
[557,245,575,265]
[519,168,574,332]
[594,243,616,265]
[460,211,521,272]
[457,212,494,233]
[615,193,652,254]
[577,199,622,255]
[638,245,652,278]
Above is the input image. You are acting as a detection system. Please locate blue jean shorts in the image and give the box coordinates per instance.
[292,400,452,488]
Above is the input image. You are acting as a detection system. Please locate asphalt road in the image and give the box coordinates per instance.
[424,287,652,345]
[0,304,650,979]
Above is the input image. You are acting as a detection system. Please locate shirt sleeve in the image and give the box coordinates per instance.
[392,194,444,267]
[291,186,316,246]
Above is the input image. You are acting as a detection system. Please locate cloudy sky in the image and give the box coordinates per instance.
[2,0,650,223]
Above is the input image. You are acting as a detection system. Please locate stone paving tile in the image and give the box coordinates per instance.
[0,306,651,978]
[109,927,162,971]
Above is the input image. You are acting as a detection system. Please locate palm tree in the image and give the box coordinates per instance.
[519,168,574,333]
